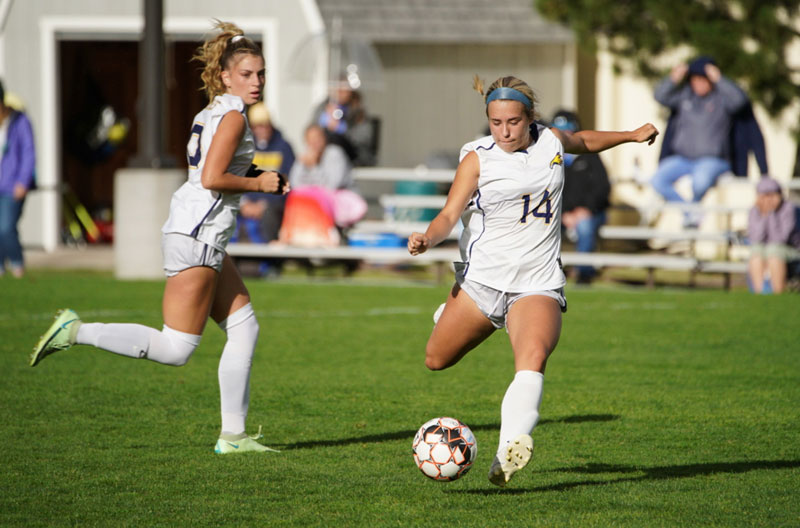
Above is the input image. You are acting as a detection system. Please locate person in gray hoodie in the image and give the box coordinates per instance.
[651,56,748,226]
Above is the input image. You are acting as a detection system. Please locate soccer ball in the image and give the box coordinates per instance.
[412,417,477,481]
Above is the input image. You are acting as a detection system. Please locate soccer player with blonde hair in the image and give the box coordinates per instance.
[408,75,658,486]
[31,21,288,454]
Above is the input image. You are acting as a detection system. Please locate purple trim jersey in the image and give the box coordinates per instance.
[457,124,566,292]
[162,94,255,250]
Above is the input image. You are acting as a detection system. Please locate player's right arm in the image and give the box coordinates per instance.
[408,151,479,256]
[201,111,288,195]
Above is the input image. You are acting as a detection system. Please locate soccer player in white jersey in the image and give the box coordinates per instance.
[30,22,288,454]
[408,75,658,486]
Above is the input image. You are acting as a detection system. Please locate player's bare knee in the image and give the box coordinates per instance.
[514,344,551,371]
[425,356,449,371]
[424,344,451,371]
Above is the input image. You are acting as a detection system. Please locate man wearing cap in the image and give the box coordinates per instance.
[234,102,295,277]
[237,102,295,245]
[550,109,611,284]
[651,56,749,226]
[748,177,800,294]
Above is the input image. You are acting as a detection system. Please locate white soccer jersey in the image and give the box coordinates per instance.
[457,123,566,292]
[162,94,255,250]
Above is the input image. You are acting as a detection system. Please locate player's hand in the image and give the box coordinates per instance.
[631,123,659,145]
[258,171,290,194]
[670,63,688,84]
[408,232,431,256]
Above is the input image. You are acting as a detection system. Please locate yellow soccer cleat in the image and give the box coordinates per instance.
[30,309,82,367]
[214,426,280,454]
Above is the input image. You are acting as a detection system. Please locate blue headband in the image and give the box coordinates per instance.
[485,87,532,109]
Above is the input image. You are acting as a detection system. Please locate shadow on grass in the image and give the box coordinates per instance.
[282,413,619,450]
[448,459,800,495]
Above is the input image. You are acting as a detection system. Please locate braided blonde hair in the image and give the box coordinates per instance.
[473,75,538,120]
[193,20,263,100]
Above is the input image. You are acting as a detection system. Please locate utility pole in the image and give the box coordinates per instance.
[131,0,171,168]
[114,0,183,278]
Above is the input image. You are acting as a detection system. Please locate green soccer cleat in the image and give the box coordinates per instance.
[214,426,280,454]
[30,309,82,367]
[488,434,534,487]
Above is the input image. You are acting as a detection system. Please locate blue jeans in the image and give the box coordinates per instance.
[651,155,730,203]
[0,193,25,269]
[574,211,606,280]
[233,218,266,244]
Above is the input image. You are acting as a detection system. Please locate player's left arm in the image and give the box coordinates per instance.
[202,111,287,195]
[552,124,659,154]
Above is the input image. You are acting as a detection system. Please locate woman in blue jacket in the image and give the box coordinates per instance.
[0,79,36,278]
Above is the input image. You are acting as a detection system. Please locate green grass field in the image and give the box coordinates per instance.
[1,271,799,527]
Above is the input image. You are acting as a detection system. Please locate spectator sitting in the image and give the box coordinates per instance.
[651,56,751,227]
[236,102,295,245]
[312,81,376,166]
[551,109,611,285]
[344,90,377,166]
[747,177,800,294]
[290,123,352,191]
[280,124,365,247]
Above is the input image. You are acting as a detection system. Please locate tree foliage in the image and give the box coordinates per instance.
[536,0,800,122]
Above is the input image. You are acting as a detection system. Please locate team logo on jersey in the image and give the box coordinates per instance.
[549,153,563,169]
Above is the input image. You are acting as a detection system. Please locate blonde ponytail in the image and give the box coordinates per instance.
[472,74,486,97]
[193,20,263,100]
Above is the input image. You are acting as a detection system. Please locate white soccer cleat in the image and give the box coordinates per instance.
[488,434,533,487]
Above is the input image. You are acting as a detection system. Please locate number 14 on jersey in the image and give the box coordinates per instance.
[520,190,553,224]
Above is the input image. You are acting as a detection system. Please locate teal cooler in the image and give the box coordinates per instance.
[394,181,439,222]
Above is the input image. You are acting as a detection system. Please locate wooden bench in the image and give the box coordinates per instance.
[352,167,454,184]
[561,251,698,288]
[229,167,751,288]
[379,194,447,210]
[348,219,459,240]
[228,243,458,282]
[227,242,711,287]
[598,225,736,243]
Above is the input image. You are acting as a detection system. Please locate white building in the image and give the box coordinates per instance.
[2,0,796,254]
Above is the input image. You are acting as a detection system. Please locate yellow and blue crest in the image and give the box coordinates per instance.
[549,153,563,169]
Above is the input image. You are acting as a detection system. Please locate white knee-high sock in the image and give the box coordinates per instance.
[497,370,544,458]
[217,304,259,436]
[76,323,200,366]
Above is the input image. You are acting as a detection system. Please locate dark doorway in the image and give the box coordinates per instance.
[58,40,208,240]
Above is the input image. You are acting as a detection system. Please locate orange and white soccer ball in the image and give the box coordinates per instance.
[412,417,477,481]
